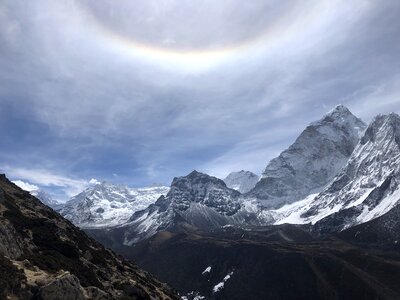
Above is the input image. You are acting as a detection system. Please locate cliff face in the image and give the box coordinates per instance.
[0,174,178,300]
[223,170,259,193]
[249,105,366,208]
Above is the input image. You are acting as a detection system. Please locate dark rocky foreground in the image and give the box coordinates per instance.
[88,223,400,300]
[0,174,178,299]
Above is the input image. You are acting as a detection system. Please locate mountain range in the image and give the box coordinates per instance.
[4,105,400,299]
[81,106,400,244]
[60,182,169,228]
[0,175,178,299]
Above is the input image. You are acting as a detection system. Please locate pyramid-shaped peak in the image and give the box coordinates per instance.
[323,104,355,120]
[310,105,366,130]
[329,104,351,114]
[188,170,202,177]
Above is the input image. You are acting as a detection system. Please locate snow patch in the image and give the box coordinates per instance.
[212,271,234,293]
[202,266,211,275]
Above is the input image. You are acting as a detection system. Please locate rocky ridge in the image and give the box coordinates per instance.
[0,174,178,299]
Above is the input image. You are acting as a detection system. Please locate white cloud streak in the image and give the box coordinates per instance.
[12,180,39,192]
[3,167,89,198]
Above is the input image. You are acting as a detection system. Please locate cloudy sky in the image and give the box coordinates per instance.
[1,0,400,201]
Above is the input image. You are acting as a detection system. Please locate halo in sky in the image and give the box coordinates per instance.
[73,0,337,70]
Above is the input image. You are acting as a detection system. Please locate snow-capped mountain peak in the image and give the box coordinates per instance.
[224,170,259,193]
[248,105,367,208]
[275,112,400,232]
[165,170,241,215]
[119,171,256,244]
[30,189,60,208]
[60,181,169,228]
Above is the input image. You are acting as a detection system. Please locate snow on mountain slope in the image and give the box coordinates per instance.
[248,105,366,208]
[120,171,273,244]
[276,113,400,232]
[60,181,169,228]
[223,170,259,193]
[30,189,61,209]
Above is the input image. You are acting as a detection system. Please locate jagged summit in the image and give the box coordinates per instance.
[165,171,240,215]
[277,112,400,230]
[361,112,400,145]
[248,105,367,208]
[60,180,169,228]
[173,170,225,186]
[311,104,364,129]
[224,170,259,193]
[325,104,352,117]
[116,171,247,244]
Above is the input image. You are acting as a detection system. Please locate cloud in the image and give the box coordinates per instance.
[12,180,39,192]
[89,178,100,185]
[3,167,89,198]
[0,0,399,197]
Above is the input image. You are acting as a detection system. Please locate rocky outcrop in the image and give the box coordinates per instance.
[39,273,85,300]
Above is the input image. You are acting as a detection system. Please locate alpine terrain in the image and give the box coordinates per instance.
[60,181,169,228]
[277,113,400,232]
[30,189,61,210]
[0,174,178,299]
[6,106,400,300]
[248,105,367,208]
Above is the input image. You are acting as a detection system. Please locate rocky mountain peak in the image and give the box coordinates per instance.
[30,189,60,209]
[168,171,240,215]
[224,170,259,193]
[325,104,352,117]
[171,170,228,191]
[361,112,400,145]
[292,112,400,229]
[311,105,365,133]
[60,180,169,228]
[248,106,367,208]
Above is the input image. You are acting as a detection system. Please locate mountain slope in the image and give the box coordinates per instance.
[223,170,259,193]
[249,105,366,208]
[60,181,169,228]
[96,171,272,245]
[105,226,400,300]
[338,203,400,247]
[30,189,61,209]
[0,174,178,299]
[291,113,400,232]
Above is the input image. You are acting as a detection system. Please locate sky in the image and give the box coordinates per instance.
[1,0,400,201]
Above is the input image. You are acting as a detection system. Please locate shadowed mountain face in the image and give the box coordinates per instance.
[91,223,400,300]
[337,204,400,248]
[0,174,178,299]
